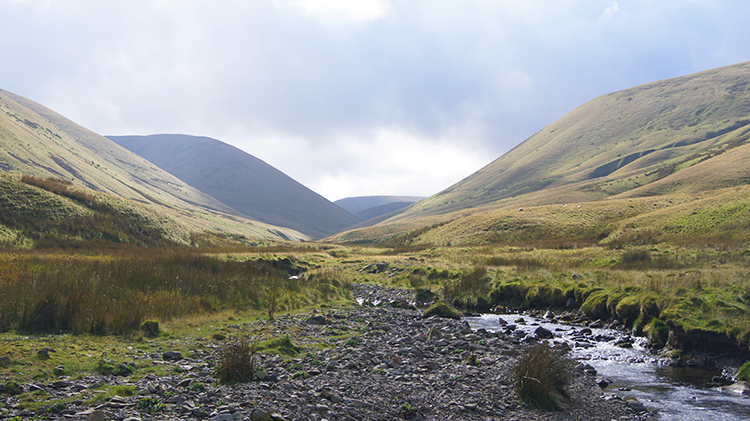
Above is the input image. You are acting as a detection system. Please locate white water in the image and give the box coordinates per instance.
[466,313,750,420]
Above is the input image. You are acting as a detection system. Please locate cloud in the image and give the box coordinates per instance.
[278,0,392,22]
[601,1,620,21]
[2,0,750,200]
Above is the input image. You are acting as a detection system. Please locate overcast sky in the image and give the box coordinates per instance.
[2,0,750,201]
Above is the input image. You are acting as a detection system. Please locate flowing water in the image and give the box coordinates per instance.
[466,313,750,420]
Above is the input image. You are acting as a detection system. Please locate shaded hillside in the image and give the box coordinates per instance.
[398,61,750,219]
[108,134,359,238]
[0,89,306,243]
[335,196,424,220]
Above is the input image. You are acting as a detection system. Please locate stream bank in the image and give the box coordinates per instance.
[0,285,645,421]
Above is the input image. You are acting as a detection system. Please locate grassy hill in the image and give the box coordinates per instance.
[0,89,307,245]
[108,134,359,239]
[331,61,750,243]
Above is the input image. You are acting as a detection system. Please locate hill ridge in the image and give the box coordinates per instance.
[108,134,360,238]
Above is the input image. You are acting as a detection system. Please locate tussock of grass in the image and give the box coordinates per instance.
[515,342,574,410]
[216,337,257,384]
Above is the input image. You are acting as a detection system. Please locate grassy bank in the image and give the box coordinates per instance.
[0,246,351,335]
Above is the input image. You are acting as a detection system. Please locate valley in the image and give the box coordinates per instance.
[2,60,750,420]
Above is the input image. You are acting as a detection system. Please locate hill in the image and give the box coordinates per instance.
[0,89,306,245]
[330,60,750,243]
[108,134,359,239]
[334,196,424,220]
[401,61,750,217]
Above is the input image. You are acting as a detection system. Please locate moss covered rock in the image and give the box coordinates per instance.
[423,302,462,320]
[738,361,750,382]
[615,296,640,323]
[581,291,610,320]
[644,318,669,348]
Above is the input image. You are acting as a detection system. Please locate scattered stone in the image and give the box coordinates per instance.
[625,398,647,412]
[163,351,183,361]
[306,315,328,325]
[721,381,750,395]
[87,409,107,421]
[534,326,553,339]
[596,377,612,388]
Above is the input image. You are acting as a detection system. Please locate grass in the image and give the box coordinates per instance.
[215,337,257,384]
[515,342,574,410]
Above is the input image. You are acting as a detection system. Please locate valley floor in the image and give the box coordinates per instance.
[0,285,648,421]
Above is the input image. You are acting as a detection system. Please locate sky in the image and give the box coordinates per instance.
[2,1,750,201]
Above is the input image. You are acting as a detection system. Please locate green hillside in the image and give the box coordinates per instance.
[403,61,750,217]
[0,89,307,245]
[332,61,750,242]
[108,134,359,239]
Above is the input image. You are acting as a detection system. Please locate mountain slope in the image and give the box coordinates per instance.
[107,134,359,238]
[329,60,750,243]
[0,89,306,243]
[334,196,425,220]
[390,61,750,220]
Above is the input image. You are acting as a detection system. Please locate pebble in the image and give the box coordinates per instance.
[0,284,644,421]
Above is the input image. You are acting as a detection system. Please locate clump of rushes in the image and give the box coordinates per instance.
[216,337,257,384]
[514,342,574,410]
[423,302,462,319]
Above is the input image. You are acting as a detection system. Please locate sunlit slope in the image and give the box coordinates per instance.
[0,89,307,242]
[401,61,750,218]
[108,134,359,238]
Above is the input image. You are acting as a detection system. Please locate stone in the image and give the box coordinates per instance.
[534,326,553,339]
[52,381,73,389]
[177,378,193,388]
[163,351,183,361]
[210,414,234,421]
[596,377,611,388]
[721,381,750,395]
[306,315,328,325]
[625,399,647,412]
[87,410,107,421]
[0,356,9,366]
[251,408,272,421]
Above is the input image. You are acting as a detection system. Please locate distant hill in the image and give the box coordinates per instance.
[330,60,750,243]
[334,196,424,220]
[0,89,306,245]
[108,134,359,238]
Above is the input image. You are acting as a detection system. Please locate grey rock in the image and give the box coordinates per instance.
[722,381,750,395]
[534,326,553,339]
[87,410,107,421]
[251,408,272,421]
[625,399,647,412]
[163,351,183,361]
[596,377,612,388]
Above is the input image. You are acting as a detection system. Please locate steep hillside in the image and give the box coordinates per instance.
[335,196,424,220]
[0,89,306,244]
[330,60,750,243]
[108,134,359,238]
[402,61,750,218]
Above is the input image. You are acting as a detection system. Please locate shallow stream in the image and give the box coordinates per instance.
[466,313,750,420]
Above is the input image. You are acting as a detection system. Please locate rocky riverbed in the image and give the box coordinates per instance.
[0,284,651,421]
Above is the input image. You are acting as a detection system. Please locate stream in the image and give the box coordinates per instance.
[465,313,750,420]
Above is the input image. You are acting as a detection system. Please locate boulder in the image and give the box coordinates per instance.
[721,381,750,395]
